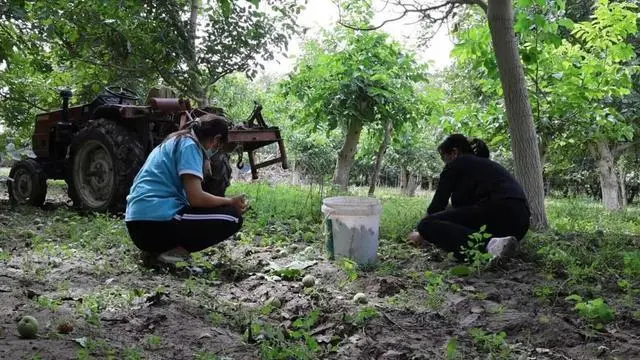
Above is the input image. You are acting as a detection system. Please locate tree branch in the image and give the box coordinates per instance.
[336,0,487,32]
[613,141,639,156]
[464,0,488,14]
[74,57,144,73]
[0,94,49,112]
[338,9,409,31]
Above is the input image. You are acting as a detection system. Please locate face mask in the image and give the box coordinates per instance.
[206,149,218,158]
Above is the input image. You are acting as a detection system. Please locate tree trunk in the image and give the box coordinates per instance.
[190,0,199,51]
[399,167,407,192]
[189,0,209,106]
[619,164,627,208]
[487,0,548,231]
[334,117,363,192]
[539,136,550,196]
[628,186,638,205]
[407,174,420,197]
[400,166,409,195]
[589,141,622,211]
[368,119,393,196]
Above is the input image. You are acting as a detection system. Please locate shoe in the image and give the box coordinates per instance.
[157,247,191,265]
[140,250,160,267]
[486,236,518,264]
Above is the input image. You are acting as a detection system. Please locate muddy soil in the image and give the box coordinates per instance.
[0,180,639,360]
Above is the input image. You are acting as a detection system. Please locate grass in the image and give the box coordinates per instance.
[227,181,428,242]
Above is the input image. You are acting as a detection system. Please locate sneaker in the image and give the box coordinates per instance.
[486,236,518,263]
[157,247,191,265]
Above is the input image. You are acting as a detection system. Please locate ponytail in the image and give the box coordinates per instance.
[438,134,491,158]
[469,138,490,158]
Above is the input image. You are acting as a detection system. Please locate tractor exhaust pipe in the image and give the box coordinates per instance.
[60,89,73,122]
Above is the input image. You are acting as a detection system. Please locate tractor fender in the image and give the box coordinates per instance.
[91,105,124,122]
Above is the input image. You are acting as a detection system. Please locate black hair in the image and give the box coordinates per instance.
[162,113,230,177]
[437,133,490,158]
[165,113,229,145]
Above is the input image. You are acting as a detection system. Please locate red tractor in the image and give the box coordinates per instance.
[7,86,288,213]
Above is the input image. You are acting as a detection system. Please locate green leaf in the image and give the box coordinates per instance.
[248,0,260,7]
[446,336,458,359]
[219,0,232,18]
[450,265,472,277]
[565,294,583,302]
[558,18,575,30]
[514,16,532,33]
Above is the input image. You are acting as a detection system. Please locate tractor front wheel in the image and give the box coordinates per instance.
[7,159,48,207]
[68,119,145,213]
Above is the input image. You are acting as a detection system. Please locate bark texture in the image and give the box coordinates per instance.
[368,119,393,196]
[590,141,622,211]
[334,118,363,192]
[487,0,549,230]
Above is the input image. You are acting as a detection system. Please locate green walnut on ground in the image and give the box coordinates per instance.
[302,275,316,287]
[266,297,282,309]
[17,315,39,339]
[353,293,368,304]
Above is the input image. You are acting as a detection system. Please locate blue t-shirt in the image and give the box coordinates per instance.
[125,136,204,221]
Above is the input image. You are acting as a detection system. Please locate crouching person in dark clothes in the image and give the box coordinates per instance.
[407,134,530,263]
[125,114,248,265]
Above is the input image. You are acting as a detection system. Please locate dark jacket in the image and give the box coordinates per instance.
[427,154,528,215]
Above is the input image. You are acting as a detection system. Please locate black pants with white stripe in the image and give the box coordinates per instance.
[126,205,243,254]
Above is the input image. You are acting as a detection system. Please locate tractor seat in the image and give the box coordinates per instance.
[149,98,191,113]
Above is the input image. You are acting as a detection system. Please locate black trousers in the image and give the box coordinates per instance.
[417,198,530,259]
[126,205,243,254]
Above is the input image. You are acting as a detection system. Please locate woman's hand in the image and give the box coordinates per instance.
[230,194,249,214]
[407,231,426,247]
[182,174,250,214]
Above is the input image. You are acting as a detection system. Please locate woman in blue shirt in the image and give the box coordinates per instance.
[408,134,530,263]
[125,114,248,264]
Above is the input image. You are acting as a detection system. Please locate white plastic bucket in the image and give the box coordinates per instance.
[321,196,382,266]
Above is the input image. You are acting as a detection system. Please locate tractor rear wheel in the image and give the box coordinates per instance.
[68,119,145,213]
[7,159,48,207]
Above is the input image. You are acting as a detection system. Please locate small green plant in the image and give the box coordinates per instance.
[338,258,359,282]
[424,271,448,309]
[345,306,379,328]
[123,346,144,360]
[36,295,61,312]
[617,279,632,293]
[75,294,104,326]
[565,295,615,330]
[469,328,511,359]
[534,285,555,300]
[248,309,324,360]
[445,336,458,359]
[146,334,162,348]
[461,225,493,272]
[623,251,640,277]
[0,249,11,262]
[195,350,227,360]
[74,338,113,359]
[270,268,303,281]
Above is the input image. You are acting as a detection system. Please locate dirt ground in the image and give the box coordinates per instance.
[0,181,639,360]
